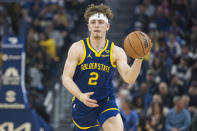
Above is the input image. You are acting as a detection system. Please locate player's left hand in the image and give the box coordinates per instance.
[80,92,99,107]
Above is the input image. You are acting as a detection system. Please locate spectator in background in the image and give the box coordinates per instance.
[145,69,158,94]
[132,4,149,32]
[52,13,67,32]
[167,33,182,60]
[180,44,191,59]
[151,57,167,82]
[188,82,197,116]
[28,62,43,90]
[133,95,146,131]
[24,0,44,19]
[158,82,173,109]
[165,96,191,131]
[31,18,43,33]
[120,95,139,131]
[21,8,32,24]
[170,0,189,19]
[39,32,59,62]
[133,96,144,114]
[159,0,170,17]
[45,22,64,54]
[138,82,152,110]
[148,27,160,53]
[153,6,170,31]
[157,47,173,74]
[169,21,185,39]
[28,1,43,19]
[168,74,185,96]
[152,93,169,116]
[39,3,57,20]
[135,0,155,18]
[171,57,191,84]
[145,102,165,131]
[57,7,68,28]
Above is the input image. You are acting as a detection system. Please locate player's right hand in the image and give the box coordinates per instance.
[80,92,99,107]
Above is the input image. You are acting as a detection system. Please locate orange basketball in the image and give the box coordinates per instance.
[123,31,152,59]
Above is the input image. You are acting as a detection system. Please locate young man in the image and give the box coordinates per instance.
[62,4,143,131]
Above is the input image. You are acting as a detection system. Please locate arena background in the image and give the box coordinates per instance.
[0,0,197,131]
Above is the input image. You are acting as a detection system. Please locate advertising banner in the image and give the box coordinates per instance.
[0,36,28,109]
[0,36,53,131]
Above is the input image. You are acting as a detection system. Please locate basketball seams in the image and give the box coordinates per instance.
[148,39,152,52]
[146,37,151,54]
[134,32,145,56]
[145,34,152,54]
[127,35,141,56]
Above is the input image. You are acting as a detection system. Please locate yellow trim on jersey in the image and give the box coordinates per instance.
[100,108,119,115]
[72,96,75,103]
[78,40,86,65]
[110,42,116,68]
[73,119,99,129]
[87,38,109,57]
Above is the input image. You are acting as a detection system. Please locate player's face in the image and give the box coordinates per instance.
[88,19,109,39]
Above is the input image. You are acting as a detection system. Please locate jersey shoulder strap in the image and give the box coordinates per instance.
[78,38,89,65]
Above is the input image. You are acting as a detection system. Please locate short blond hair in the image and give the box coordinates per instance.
[84,4,113,23]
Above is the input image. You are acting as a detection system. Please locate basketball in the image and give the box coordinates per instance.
[124,31,152,59]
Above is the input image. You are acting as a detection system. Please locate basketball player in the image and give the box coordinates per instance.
[62,4,143,131]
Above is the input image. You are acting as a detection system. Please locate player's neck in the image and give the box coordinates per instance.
[89,35,106,52]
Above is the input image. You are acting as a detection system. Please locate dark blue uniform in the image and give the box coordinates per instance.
[72,38,120,130]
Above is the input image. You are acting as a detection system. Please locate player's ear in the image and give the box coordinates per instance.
[106,24,110,31]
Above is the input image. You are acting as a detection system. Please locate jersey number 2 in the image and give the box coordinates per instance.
[88,72,99,85]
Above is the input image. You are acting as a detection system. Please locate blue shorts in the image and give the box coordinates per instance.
[72,96,120,130]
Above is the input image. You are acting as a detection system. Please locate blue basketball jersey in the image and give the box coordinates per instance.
[73,37,116,100]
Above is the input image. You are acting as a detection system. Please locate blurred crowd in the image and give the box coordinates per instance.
[117,0,197,131]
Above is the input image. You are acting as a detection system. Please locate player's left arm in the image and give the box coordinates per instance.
[113,46,143,84]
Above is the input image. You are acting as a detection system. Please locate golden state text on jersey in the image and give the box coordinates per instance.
[73,37,116,100]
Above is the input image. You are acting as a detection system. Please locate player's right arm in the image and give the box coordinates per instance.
[62,41,98,107]
[113,46,143,85]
